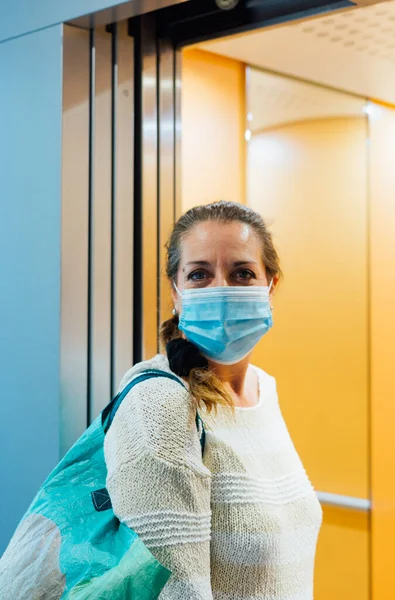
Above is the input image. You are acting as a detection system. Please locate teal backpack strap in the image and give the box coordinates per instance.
[93,369,206,513]
[103,369,205,453]
[195,412,206,456]
[102,369,187,434]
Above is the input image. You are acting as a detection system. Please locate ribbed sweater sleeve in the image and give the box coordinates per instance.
[103,376,213,599]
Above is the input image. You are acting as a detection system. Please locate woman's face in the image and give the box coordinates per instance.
[172,220,271,311]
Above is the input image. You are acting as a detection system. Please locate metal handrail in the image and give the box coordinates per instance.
[316,491,371,511]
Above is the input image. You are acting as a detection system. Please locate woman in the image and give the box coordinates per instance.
[104,201,323,599]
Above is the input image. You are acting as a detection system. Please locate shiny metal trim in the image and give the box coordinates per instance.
[316,491,371,511]
[89,26,113,422]
[61,26,90,455]
[113,22,134,392]
[133,14,159,362]
[141,16,159,360]
[174,48,182,221]
[159,38,176,331]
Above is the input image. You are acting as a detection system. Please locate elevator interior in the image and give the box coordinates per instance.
[198,7,395,598]
[2,1,395,598]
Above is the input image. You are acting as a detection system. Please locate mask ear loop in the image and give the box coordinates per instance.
[173,281,181,296]
[172,281,181,317]
[268,278,274,310]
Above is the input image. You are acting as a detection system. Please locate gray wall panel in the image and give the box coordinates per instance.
[61,25,90,454]
[0,24,63,554]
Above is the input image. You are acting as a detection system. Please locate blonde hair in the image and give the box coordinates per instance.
[160,201,281,412]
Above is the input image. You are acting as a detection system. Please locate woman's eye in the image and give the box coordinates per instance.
[235,269,256,281]
[187,269,256,283]
[188,270,206,282]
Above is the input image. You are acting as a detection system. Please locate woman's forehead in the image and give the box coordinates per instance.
[180,221,262,260]
[183,220,256,244]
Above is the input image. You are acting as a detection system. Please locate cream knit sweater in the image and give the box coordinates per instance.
[104,354,322,599]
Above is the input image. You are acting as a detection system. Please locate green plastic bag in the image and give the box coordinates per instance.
[0,369,191,599]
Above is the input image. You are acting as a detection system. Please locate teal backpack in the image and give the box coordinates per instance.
[0,369,205,599]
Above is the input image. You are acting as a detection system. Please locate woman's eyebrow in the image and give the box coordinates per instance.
[185,261,211,267]
[185,260,258,267]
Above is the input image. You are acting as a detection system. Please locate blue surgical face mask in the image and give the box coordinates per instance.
[174,283,273,365]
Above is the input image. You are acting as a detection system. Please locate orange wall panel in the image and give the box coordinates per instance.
[247,117,370,600]
[315,507,370,600]
[248,117,369,499]
[181,49,246,213]
[369,104,395,600]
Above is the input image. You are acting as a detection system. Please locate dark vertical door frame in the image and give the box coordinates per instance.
[130,17,144,364]
[130,14,160,363]
[130,14,181,363]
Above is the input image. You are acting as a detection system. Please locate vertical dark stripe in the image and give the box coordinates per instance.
[156,38,161,353]
[131,17,143,364]
[110,23,118,396]
[87,28,95,426]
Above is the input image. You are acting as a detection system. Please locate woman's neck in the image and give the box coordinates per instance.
[208,355,259,408]
[208,357,248,393]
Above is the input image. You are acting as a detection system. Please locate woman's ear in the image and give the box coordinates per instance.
[270,275,280,301]
[171,280,181,315]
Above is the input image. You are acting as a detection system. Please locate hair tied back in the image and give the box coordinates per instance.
[166,338,208,377]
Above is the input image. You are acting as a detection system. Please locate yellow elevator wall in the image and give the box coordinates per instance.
[247,117,370,600]
[369,104,395,600]
[317,506,370,599]
[181,49,246,214]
